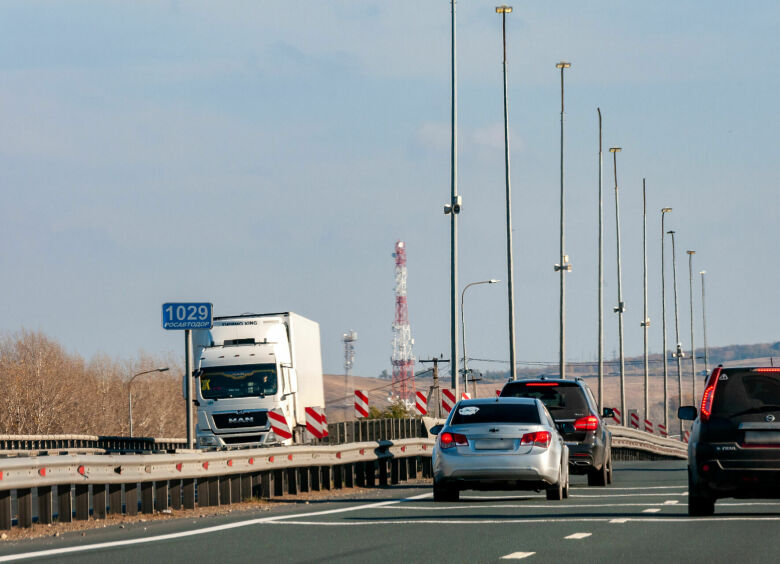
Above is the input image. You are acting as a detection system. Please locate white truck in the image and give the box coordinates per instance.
[188,312,325,448]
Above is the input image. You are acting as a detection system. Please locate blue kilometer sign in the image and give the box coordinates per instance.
[162,302,213,330]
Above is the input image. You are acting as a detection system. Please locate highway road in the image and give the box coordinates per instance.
[1,459,778,563]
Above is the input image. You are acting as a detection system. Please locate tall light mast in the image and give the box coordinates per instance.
[342,330,357,407]
[392,241,415,400]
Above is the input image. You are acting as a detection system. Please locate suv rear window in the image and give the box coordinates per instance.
[449,403,540,425]
[712,369,780,419]
[500,382,590,419]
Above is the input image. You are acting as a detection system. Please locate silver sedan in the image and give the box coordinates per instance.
[432,397,569,502]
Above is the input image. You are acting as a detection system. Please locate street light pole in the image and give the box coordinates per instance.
[641,179,650,424]
[687,250,697,402]
[461,279,500,396]
[610,147,626,425]
[448,0,461,394]
[497,5,516,381]
[668,230,685,439]
[555,61,572,379]
[661,207,672,432]
[128,367,169,437]
[700,270,709,374]
[597,109,604,411]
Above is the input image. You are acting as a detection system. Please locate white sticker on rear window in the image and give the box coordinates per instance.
[719,373,729,381]
[458,406,479,416]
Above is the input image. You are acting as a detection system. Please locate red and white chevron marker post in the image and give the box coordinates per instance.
[354,390,369,418]
[268,408,292,440]
[461,392,471,400]
[442,388,456,414]
[630,412,640,429]
[683,430,690,443]
[495,390,501,397]
[644,419,654,434]
[657,423,668,437]
[414,391,427,416]
[305,406,328,440]
[611,408,622,425]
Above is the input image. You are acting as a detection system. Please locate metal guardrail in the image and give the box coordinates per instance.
[0,438,434,530]
[609,426,688,459]
[0,435,186,455]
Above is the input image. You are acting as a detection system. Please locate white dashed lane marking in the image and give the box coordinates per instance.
[565,533,592,540]
[500,552,536,560]
[663,500,679,505]
[642,508,662,513]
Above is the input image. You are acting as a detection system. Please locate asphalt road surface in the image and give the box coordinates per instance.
[1,459,779,563]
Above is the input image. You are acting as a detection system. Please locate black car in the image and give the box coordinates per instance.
[679,365,780,516]
[500,378,613,486]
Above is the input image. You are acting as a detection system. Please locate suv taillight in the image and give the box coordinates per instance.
[700,367,722,422]
[574,415,599,431]
[439,432,468,449]
[521,431,551,448]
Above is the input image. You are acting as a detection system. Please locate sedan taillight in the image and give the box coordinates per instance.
[520,431,551,448]
[574,415,599,431]
[439,432,468,449]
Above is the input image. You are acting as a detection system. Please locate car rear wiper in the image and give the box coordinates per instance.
[728,404,780,418]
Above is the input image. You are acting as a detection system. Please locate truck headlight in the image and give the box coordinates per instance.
[197,435,219,448]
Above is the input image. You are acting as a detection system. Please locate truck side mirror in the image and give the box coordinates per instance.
[602,407,615,419]
[678,406,697,420]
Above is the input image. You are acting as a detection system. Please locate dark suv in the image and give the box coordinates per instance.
[679,365,780,516]
[500,378,613,486]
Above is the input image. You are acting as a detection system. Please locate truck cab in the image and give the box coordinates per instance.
[188,312,324,449]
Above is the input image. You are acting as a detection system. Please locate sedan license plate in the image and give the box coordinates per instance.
[744,431,780,444]
[474,439,512,450]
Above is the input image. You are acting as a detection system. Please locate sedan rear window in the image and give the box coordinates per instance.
[712,370,780,419]
[450,403,540,425]
[500,382,590,419]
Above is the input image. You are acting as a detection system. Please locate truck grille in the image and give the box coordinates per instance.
[212,410,268,430]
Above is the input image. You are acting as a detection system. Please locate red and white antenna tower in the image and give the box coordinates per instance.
[392,241,415,400]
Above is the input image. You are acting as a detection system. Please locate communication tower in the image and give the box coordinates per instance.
[392,241,415,400]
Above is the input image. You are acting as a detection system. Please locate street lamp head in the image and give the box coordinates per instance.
[555,61,571,69]
[687,250,696,255]
[700,270,707,275]
[489,279,501,284]
[609,147,622,153]
[662,207,673,213]
[495,6,513,13]
[158,367,170,372]
[666,230,675,235]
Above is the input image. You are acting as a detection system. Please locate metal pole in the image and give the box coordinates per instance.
[642,180,650,423]
[661,207,672,432]
[687,250,696,402]
[610,148,626,425]
[668,230,684,439]
[597,109,604,411]
[186,329,194,449]
[497,6,516,381]
[462,279,500,397]
[128,367,169,440]
[128,388,133,438]
[700,270,709,374]
[555,61,572,379]
[450,0,460,394]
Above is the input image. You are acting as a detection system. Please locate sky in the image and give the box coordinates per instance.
[1,1,778,380]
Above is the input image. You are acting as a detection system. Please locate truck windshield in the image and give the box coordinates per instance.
[200,364,277,399]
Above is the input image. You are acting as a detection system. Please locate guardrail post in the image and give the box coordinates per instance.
[286,468,298,495]
[400,458,409,482]
[354,462,365,488]
[155,481,169,511]
[241,474,252,501]
[230,475,241,503]
[310,467,320,491]
[298,467,310,493]
[321,466,331,490]
[18,488,33,527]
[378,459,388,486]
[0,490,10,530]
[258,471,271,498]
[57,485,72,523]
[208,477,219,506]
[344,463,355,488]
[141,482,154,514]
[197,479,209,508]
[170,480,182,510]
[75,484,89,520]
[421,457,432,478]
[390,458,400,485]
[333,464,343,489]
[182,478,195,509]
[93,484,107,519]
[38,486,53,524]
[274,469,285,496]
[409,457,418,479]
[125,483,138,515]
[220,476,231,505]
[366,461,376,486]
[109,484,123,515]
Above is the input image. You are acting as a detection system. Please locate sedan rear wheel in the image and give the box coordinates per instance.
[433,481,459,502]
[546,467,564,501]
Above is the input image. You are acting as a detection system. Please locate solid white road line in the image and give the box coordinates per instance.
[569,486,686,491]
[570,493,687,497]
[565,533,592,540]
[378,502,686,510]
[642,508,662,513]
[0,493,433,563]
[265,516,780,525]
[500,552,535,559]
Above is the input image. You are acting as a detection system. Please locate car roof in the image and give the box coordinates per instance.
[458,397,540,406]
